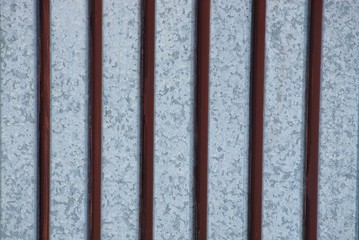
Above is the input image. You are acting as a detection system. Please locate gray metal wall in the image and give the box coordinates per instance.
[1,0,358,239]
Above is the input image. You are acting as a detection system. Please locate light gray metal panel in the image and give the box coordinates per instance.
[318,0,359,239]
[154,0,196,239]
[102,0,141,239]
[0,1,38,239]
[208,0,252,239]
[262,1,308,239]
[50,1,88,239]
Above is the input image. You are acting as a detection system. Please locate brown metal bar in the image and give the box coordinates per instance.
[248,0,266,239]
[194,1,210,239]
[38,0,50,239]
[89,0,102,239]
[304,0,323,239]
[139,0,155,239]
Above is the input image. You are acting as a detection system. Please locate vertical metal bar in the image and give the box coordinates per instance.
[89,0,102,239]
[140,0,155,239]
[248,0,266,239]
[195,1,210,239]
[38,0,50,239]
[304,0,323,239]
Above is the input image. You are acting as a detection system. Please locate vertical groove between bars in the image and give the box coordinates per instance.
[38,0,50,239]
[304,0,323,239]
[140,0,155,239]
[248,0,266,239]
[89,0,102,239]
[195,1,210,239]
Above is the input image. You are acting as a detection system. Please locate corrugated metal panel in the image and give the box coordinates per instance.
[318,0,359,238]
[0,1,358,239]
[153,1,196,239]
[0,1,38,238]
[101,0,141,239]
[262,0,308,239]
[50,0,89,238]
[208,0,251,239]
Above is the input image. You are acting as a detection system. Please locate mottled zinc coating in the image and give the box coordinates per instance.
[0,1,38,239]
[154,0,196,239]
[102,1,141,239]
[262,0,308,239]
[318,0,359,239]
[50,1,89,239]
[208,0,252,239]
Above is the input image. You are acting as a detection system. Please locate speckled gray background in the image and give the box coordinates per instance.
[0,1,38,239]
[208,0,251,239]
[50,0,89,239]
[153,0,196,239]
[1,1,359,239]
[318,0,359,239]
[262,0,308,239]
[102,0,141,239]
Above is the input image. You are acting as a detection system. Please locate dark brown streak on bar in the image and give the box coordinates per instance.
[139,0,155,239]
[89,0,102,239]
[194,1,210,239]
[248,0,265,239]
[38,0,50,239]
[304,0,323,239]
